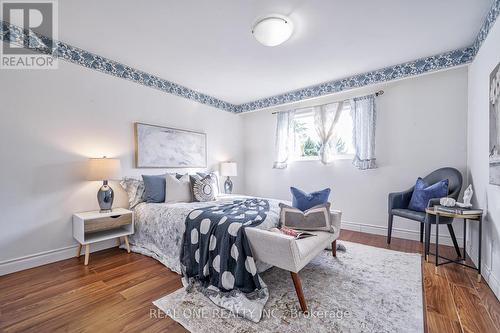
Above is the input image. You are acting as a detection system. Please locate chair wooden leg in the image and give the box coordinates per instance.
[387,214,394,244]
[420,223,424,243]
[331,240,337,257]
[447,224,462,257]
[290,272,308,313]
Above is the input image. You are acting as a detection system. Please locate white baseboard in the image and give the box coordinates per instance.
[0,239,117,276]
[341,219,463,247]
[0,219,465,277]
[466,242,500,300]
[480,263,500,298]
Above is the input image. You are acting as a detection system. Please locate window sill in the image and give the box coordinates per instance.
[292,155,354,162]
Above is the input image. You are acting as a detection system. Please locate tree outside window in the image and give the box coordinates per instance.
[292,106,354,160]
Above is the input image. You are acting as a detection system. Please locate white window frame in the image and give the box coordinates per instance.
[291,105,354,162]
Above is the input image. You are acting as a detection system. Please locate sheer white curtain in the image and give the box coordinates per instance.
[350,95,377,170]
[273,110,295,169]
[313,101,345,164]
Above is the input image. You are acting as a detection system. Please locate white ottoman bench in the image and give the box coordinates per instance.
[245,210,342,313]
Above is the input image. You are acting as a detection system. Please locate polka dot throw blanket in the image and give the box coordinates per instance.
[180,199,270,319]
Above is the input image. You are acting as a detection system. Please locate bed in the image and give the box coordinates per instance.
[122,187,339,322]
[127,195,282,275]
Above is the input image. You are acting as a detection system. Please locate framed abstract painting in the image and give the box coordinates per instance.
[490,62,500,185]
[134,123,207,168]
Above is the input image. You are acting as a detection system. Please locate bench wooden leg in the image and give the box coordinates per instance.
[290,272,308,313]
[332,240,337,257]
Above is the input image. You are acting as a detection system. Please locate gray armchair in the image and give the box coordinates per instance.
[387,167,463,257]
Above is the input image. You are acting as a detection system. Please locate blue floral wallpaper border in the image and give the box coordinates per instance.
[0,20,239,113]
[0,0,499,113]
[472,0,500,54]
[238,0,500,112]
[237,47,475,113]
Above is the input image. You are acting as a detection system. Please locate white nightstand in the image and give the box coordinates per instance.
[73,208,134,265]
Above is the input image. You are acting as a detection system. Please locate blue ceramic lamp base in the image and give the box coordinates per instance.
[97,180,114,213]
[224,177,233,194]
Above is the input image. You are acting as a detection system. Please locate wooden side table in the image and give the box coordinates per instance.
[425,207,483,281]
[73,208,134,265]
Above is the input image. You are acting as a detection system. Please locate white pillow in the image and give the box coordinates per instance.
[165,173,192,203]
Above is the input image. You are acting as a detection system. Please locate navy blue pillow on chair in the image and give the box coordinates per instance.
[290,187,331,211]
[408,178,449,212]
[142,174,166,203]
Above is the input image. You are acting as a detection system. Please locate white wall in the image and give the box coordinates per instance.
[0,58,471,277]
[242,68,468,243]
[467,18,500,297]
[0,60,244,274]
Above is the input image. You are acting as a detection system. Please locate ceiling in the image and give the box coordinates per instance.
[58,0,493,105]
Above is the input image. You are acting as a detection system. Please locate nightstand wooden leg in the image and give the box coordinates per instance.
[124,236,130,253]
[76,243,82,258]
[84,244,90,265]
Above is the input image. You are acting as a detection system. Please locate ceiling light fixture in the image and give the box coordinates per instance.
[252,14,293,47]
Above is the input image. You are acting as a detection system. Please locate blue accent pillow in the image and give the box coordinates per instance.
[290,187,331,212]
[142,174,166,203]
[408,178,449,212]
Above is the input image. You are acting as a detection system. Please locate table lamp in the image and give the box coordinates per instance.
[88,157,121,212]
[220,162,237,194]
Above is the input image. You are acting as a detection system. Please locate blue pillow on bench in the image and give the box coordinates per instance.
[408,178,449,212]
[290,187,331,211]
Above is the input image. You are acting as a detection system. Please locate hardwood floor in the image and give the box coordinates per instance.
[341,230,500,333]
[1,230,498,332]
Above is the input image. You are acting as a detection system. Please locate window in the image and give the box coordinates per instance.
[292,104,354,161]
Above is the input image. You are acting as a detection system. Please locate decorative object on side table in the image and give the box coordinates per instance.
[456,184,473,208]
[73,208,134,265]
[439,197,456,207]
[220,161,237,194]
[87,157,121,212]
[425,206,483,282]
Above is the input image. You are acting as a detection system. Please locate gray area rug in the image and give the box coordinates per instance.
[153,241,423,333]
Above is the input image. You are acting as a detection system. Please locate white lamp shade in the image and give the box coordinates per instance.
[252,15,293,47]
[87,157,121,181]
[220,162,237,177]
